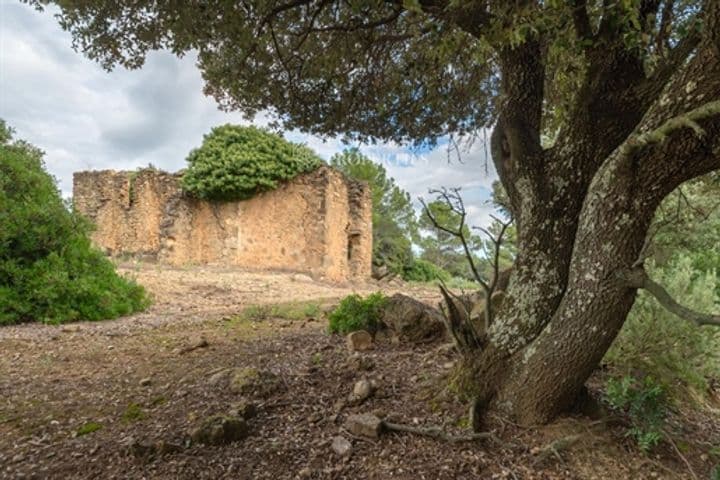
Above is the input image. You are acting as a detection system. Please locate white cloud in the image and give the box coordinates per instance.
[0,2,499,227]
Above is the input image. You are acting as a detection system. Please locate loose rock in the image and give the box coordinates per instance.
[381,294,445,343]
[189,415,249,446]
[229,367,281,398]
[139,377,152,387]
[346,330,373,352]
[349,378,375,403]
[344,413,383,439]
[331,436,352,457]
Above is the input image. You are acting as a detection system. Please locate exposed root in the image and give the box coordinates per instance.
[532,434,582,465]
[382,420,504,445]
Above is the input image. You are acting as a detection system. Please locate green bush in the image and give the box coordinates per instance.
[181,124,322,201]
[0,121,150,325]
[605,375,668,452]
[605,256,720,396]
[403,259,451,283]
[328,292,387,334]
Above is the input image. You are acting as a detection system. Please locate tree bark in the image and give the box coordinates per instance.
[472,7,720,425]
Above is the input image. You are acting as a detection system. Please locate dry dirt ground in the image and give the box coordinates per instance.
[1,263,718,479]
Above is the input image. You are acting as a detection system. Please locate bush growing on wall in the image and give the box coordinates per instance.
[0,120,150,325]
[181,125,323,201]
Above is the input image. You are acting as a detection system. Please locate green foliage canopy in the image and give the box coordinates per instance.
[330,148,417,274]
[0,120,149,325]
[29,1,703,147]
[181,125,322,201]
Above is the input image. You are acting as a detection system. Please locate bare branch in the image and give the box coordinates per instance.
[420,188,488,291]
[622,269,720,327]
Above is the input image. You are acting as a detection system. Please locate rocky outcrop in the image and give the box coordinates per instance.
[380,294,445,343]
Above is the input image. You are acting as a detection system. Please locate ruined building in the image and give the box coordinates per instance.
[72,166,372,282]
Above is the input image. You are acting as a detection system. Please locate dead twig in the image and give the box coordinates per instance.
[663,429,698,480]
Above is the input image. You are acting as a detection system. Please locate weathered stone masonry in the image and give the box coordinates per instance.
[73,166,372,282]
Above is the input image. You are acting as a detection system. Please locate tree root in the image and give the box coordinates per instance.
[382,420,504,445]
[532,434,582,465]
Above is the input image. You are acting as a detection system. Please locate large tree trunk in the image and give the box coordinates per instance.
[471,13,720,426]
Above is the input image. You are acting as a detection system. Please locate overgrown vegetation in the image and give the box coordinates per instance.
[0,120,150,325]
[402,259,451,283]
[605,376,668,453]
[181,125,322,201]
[328,292,387,335]
[606,174,720,398]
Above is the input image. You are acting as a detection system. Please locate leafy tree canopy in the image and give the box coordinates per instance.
[28,0,702,146]
[0,120,149,324]
[181,124,322,201]
[330,148,417,274]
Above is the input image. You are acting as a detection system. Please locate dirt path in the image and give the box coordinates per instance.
[1,264,716,479]
[0,264,437,342]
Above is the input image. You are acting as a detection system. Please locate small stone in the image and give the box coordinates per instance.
[350,378,374,403]
[344,413,383,439]
[298,467,312,478]
[346,330,373,352]
[442,361,454,370]
[331,436,352,457]
[139,377,152,387]
[189,415,249,446]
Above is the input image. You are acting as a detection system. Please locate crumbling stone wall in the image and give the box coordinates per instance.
[73,166,372,282]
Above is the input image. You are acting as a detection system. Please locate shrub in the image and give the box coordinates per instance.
[605,256,720,396]
[328,292,387,334]
[605,375,668,452]
[403,259,451,283]
[0,121,150,325]
[181,124,322,201]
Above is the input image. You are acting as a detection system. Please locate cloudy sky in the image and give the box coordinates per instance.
[0,1,499,227]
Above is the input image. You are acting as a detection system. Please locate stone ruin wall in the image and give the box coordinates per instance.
[72,166,372,282]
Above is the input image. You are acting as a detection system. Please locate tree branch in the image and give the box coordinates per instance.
[572,0,593,40]
[621,100,720,156]
[622,269,720,327]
